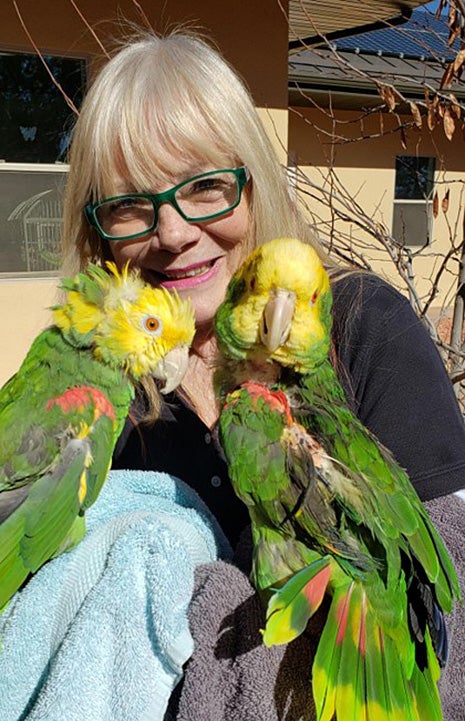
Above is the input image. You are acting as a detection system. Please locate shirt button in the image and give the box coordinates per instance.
[210,475,222,487]
[205,433,212,444]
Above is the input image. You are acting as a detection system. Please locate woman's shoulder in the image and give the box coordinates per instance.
[331,269,409,316]
[330,268,416,351]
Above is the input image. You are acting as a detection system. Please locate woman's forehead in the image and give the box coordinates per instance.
[102,150,234,196]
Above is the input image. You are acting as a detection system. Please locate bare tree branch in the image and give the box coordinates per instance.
[13,0,80,116]
[68,0,111,59]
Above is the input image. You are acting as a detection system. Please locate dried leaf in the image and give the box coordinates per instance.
[433,191,439,219]
[440,62,455,90]
[427,102,436,131]
[453,48,465,73]
[378,84,399,111]
[409,101,422,129]
[451,101,461,120]
[442,189,450,214]
[443,106,456,140]
[448,23,461,46]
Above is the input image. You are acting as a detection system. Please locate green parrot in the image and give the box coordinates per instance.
[215,237,460,721]
[0,262,195,611]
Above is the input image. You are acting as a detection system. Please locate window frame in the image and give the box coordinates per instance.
[0,162,69,279]
[392,155,436,248]
[0,47,86,278]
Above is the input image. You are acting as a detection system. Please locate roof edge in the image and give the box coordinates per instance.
[289,9,413,51]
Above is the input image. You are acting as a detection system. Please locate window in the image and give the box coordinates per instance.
[0,51,86,276]
[392,156,435,247]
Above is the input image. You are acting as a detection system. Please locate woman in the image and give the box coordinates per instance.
[62,28,465,718]
[63,27,465,539]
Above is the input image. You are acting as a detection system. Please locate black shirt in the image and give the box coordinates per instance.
[113,273,465,546]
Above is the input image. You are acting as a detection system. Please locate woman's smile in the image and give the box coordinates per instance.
[156,257,222,290]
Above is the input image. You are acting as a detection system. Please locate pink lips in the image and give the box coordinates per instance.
[160,258,221,290]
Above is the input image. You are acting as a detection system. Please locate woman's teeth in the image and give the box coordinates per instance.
[165,262,212,279]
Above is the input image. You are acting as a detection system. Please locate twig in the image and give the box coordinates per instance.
[68,0,111,59]
[13,0,80,115]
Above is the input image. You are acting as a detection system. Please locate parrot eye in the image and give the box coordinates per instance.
[143,315,162,336]
[249,277,256,292]
[310,290,319,306]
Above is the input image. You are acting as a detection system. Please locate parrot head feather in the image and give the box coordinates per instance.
[215,238,332,374]
[53,263,196,388]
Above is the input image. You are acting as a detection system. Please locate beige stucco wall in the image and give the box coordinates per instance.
[1,279,57,383]
[0,0,290,108]
[289,106,465,316]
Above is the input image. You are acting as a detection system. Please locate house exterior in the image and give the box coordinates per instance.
[288,8,465,324]
[0,0,432,383]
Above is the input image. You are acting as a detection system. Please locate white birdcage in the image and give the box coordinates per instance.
[8,188,62,272]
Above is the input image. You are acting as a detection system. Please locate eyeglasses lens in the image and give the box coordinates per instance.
[93,169,244,240]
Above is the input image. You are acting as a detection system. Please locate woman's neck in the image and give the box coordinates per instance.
[179,331,220,430]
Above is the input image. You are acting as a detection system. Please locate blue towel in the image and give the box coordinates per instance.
[0,470,231,721]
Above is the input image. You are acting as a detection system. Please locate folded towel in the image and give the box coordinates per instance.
[0,470,230,721]
[169,492,465,721]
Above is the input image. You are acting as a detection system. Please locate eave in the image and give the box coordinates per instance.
[288,0,433,49]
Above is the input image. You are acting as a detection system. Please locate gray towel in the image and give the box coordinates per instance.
[170,492,465,721]
[430,493,465,720]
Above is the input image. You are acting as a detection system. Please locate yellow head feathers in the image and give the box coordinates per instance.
[245,238,330,303]
[53,262,195,385]
[216,238,332,373]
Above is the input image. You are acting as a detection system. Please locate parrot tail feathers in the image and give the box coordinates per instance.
[404,511,460,613]
[312,581,443,721]
[410,629,442,720]
[262,555,332,646]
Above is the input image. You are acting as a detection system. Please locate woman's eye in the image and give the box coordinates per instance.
[109,197,138,212]
[192,179,222,194]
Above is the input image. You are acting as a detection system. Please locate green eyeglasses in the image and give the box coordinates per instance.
[84,166,250,241]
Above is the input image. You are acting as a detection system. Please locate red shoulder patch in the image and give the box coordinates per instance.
[239,381,293,425]
[46,386,116,423]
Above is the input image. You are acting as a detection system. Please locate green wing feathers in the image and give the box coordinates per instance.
[0,330,131,611]
[219,379,459,721]
[219,382,291,505]
[0,373,124,610]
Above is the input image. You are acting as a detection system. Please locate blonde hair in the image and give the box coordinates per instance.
[61,27,324,274]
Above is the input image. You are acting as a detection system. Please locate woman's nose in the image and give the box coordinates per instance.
[150,202,201,253]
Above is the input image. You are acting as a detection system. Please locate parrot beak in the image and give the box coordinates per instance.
[260,288,296,352]
[153,344,190,394]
